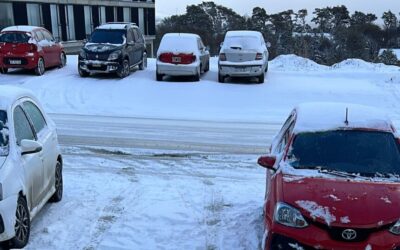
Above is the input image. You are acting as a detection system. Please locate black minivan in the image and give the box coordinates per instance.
[78,22,147,78]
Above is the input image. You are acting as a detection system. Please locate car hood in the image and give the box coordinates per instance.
[281,175,400,227]
[84,43,122,53]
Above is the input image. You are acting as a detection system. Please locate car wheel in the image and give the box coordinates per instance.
[204,61,210,72]
[0,68,8,74]
[78,65,89,77]
[193,67,200,81]
[156,72,163,81]
[218,73,225,83]
[117,59,130,78]
[10,196,30,249]
[59,52,67,68]
[50,161,63,202]
[265,62,269,73]
[258,73,265,84]
[35,58,45,76]
[139,52,147,70]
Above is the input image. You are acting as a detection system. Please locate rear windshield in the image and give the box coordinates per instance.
[289,130,400,177]
[224,36,261,50]
[89,29,126,44]
[0,110,9,157]
[0,32,30,43]
[159,36,197,52]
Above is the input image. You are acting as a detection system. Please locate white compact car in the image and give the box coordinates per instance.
[218,30,269,83]
[156,33,210,81]
[0,86,63,248]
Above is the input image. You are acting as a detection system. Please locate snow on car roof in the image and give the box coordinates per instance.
[293,102,393,133]
[97,23,136,30]
[1,25,40,33]
[226,30,263,38]
[0,86,34,110]
[157,33,200,55]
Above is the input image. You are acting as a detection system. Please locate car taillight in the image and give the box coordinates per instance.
[255,53,263,60]
[29,44,37,52]
[159,53,173,63]
[219,53,226,61]
[159,53,196,64]
[179,53,196,64]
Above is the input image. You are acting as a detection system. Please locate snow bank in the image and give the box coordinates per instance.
[270,54,327,71]
[332,59,400,72]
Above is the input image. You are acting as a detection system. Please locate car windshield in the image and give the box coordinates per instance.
[224,36,260,50]
[288,130,400,177]
[0,110,9,157]
[0,32,30,43]
[89,29,126,44]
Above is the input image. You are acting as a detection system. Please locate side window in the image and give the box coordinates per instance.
[14,106,35,146]
[132,29,139,42]
[42,30,54,41]
[23,101,47,134]
[126,29,134,43]
[35,31,44,41]
[135,28,144,43]
[198,39,205,50]
[277,121,294,153]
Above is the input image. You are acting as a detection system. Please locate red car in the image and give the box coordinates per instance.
[258,103,400,250]
[0,26,66,75]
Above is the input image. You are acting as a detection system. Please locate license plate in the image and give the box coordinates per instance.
[9,60,21,65]
[172,57,181,63]
[235,67,247,72]
[92,64,102,67]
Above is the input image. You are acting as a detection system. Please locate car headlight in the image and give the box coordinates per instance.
[390,220,400,235]
[79,50,87,59]
[108,51,122,61]
[274,202,308,228]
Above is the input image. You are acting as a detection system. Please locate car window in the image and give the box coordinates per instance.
[198,39,204,50]
[0,110,9,156]
[35,31,45,41]
[0,32,30,43]
[127,29,134,43]
[132,29,140,42]
[135,28,144,43]
[23,101,47,134]
[14,106,35,146]
[42,30,54,41]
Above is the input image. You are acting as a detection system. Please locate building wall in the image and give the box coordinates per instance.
[0,0,155,42]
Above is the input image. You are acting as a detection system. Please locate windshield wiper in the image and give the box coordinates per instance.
[315,167,364,179]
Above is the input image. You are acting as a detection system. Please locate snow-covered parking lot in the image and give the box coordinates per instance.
[1,55,400,249]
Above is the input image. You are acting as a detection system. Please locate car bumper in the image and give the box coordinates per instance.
[218,63,264,77]
[0,53,39,69]
[79,59,120,73]
[0,195,18,242]
[156,61,199,76]
[265,223,400,250]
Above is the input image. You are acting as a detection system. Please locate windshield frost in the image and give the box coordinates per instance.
[89,29,126,44]
[0,110,9,157]
[288,130,400,177]
[224,36,260,50]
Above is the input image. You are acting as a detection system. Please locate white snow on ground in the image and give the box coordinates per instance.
[26,146,265,250]
[295,200,336,226]
[0,55,400,125]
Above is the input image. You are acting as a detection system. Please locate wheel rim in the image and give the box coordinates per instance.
[55,165,63,198]
[124,61,129,76]
[15,203,29,242]
[38,59,44,75]
[61,54,66,66]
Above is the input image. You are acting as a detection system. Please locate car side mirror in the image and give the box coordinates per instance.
[258,155,276,170]
[21,140,42,156]
[266,42,271,48]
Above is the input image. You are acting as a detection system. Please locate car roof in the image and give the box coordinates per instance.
[1,25,41,33]
[293,102,393,133]
[225,30,263,38]
[0,86,34,110]
[97,22,138,30]
[163,33,200,39]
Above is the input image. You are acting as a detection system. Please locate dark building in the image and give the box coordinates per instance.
[0,0,156,55]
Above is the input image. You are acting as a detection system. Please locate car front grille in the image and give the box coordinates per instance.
[86,53,109,61]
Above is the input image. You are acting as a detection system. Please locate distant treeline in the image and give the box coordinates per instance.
[156,1,400,66]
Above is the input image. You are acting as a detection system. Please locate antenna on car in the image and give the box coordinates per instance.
[344,108,349,126]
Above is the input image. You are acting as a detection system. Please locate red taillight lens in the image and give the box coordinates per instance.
[255,53,263,60]
[159,53,195,64]
[219,53,226,61]
[29,44,37,52]
[159,53,173,63]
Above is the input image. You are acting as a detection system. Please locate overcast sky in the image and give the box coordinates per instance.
[156,0,400,20]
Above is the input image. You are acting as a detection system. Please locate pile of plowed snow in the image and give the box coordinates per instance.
[270,54,400,72]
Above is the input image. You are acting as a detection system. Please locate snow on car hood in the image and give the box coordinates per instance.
[84,43,121,53]
[280,174,400,227]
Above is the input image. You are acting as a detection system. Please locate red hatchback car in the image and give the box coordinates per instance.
[258,103,400,250]
[0,26,66,75]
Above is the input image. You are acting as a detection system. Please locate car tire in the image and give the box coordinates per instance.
[35,57,45,76]
[9,196,30,249]
[59,52,67,68]
[139,52,147,70]
[50,161,63,202]
[218,73,225,83]
[258,73,265,84]
[78,65,89,77]
[117,59,130,78]
[0,68,8,74]
[265,62,269,73]
[204,61,210,72]
[156,72,163,81]
[193,67,200,82]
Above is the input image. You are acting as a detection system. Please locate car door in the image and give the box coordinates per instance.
[133,28,144,64]
[13,105,44,209]
[22,100,55,197]
[198,38,209,71]
[126,28,135,66]
[35,30,51,66]
[42,30,59,66]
